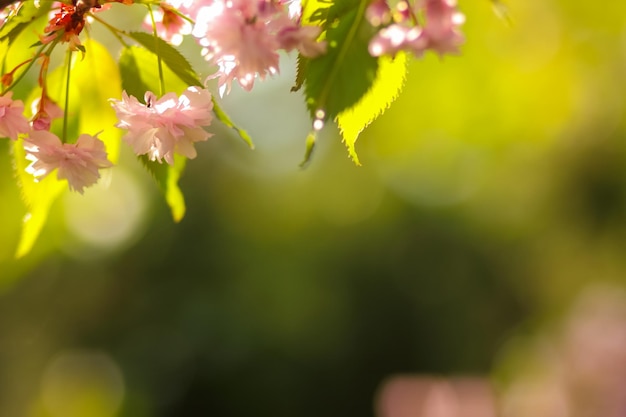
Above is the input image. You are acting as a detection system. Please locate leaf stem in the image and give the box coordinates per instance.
[147,5,165,96]
[89,13,130,47]
[62,49,72,143]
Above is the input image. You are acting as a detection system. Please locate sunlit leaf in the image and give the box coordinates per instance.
[165,155,186,222]
[301,0,332,24]
[129,31,202,88]
[299,131,317,167]
[336,52,408,165]
[118,46,151,100]
[70,39,123,163]
[13,140,65,258]
[13,39,122,257]
[116,45,187,220]
[119,45,188,96]
[0,0,50,43]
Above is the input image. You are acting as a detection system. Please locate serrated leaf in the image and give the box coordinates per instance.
[211,96,254,149]
[119,46,152,99]
[129,31,202,88]
[301,0,332,22]
[292,54,308,92]
[304,0,378,120]
[336,52,408,165]
[119,45,188,96]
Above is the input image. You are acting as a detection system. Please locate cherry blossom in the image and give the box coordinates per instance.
[366,0,392,27]
[369,24,422,57]
[368,0,464,58]
[417,0,465,56]
[193,0,325,93]
[277,24,326,58]
[0,92,31,140]
[31,95,64,131]
[24,130,114,193]
[110,87,213,165]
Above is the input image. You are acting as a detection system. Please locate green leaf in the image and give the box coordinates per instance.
[128,31,202,88]
[291,54,308,93]
[304,0,378,121]
[70,39,123,162]
[299,131,317,167]
[119,46,152,100]
[13,39,122,258]
[301,0,332,24]
[119,45,188,95]
[164,155,186,222]
[336,52,408,165]
[137,154,187,222]
[13,139,65,258]
[211,97,254,149]
[117,45,189,220]
[0,1,50,43]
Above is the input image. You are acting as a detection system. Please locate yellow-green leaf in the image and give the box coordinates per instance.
[14,39,122,257]
[335,52,408,165]
[165,155,186,222]
[13,140,65,258]
[70,39,123,163]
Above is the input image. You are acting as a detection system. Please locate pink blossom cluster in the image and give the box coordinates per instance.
[367,0,465,58]
[0,92,30,140]
[0,91,113,194]
[110,87,214,165]
[148,0,326,93]
[24,131,113,194]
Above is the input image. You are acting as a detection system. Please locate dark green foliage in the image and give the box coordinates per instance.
[304,0,378,120]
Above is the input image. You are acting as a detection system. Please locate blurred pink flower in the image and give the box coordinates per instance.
[194,0,280,93]
[31,95,64,131]
[143,2,193,46]
[110,86,213,165]
[369,24,421,57]
[366,0,392,27]
[193,0,325,93]
[277,24,326,58]
[0,91,30,140]
[368,0,464,58]
[376,376,497,417]
[24,130,113,193]
[416,0,465,57]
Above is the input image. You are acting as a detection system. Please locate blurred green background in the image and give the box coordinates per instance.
[1,0,626,416]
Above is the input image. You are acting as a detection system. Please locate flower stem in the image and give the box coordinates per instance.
[1,44,48,96]
[147,5,165,96]
[62,49,73,143]
[89,13,130,47]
